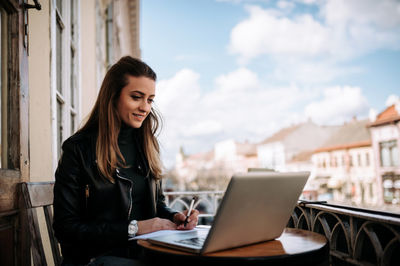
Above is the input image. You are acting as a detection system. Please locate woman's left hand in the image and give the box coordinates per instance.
[173,209,199,230]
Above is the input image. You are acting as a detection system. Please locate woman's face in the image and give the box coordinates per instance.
[117,75,156,128]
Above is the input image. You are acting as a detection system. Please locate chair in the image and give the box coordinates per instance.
[20,181,62,266]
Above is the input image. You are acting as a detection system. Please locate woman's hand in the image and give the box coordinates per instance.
[173,209,199,230]
[137,217,177,235]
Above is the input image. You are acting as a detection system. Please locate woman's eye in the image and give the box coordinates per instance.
[131,95,141,100]
[148,98,154,104]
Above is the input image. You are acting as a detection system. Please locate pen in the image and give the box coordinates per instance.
[184,196,196,227]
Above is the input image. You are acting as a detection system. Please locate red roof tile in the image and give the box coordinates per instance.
[314,140,371,152]
[368,104,400,127]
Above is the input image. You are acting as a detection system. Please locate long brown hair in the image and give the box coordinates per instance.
[78,56,163,182]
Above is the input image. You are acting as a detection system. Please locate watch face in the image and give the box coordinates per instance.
[129,220,138,235]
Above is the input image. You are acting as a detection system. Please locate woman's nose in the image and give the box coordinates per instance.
[139,100,151,112]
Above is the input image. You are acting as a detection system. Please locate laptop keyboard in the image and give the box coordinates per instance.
[174,236,206,247]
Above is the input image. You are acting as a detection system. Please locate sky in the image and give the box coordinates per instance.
[141,0,400,168]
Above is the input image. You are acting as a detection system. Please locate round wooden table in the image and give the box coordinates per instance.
[137,228,329,266]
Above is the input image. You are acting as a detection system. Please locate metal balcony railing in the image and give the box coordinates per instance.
[289,202,400,266]
[164,191,400,266]
[164,191,224,222]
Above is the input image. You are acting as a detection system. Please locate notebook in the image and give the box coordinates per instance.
[146,171,310,254]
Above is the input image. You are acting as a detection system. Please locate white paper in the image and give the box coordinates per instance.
[130,225,210,240]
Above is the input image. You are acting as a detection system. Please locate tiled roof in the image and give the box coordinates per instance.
[236,142,257,156]
[288,150,314,162]
[368,104,400,127]
[259,121,340,153]
[315,119,371,152]
[260,124,302,144]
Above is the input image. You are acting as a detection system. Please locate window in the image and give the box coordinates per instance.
[0,8,7,168]
[369,183,374,199]
[349,155,353,167]
[95,1,114,91]
[380,140,399,167]
[56,0,62,14]
[70,0,78,136]
[52,0,80,163]
[366,153,370,166]
[383,174,400,204]
[331,156,337,167]
[105,3,113,69]
[55,0,64,159]
[357,154,361,167]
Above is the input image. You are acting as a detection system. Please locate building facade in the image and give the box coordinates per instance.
[368,103,400,205]
[311,119,378,205]
[257,120,339,172]
[29,0,140,182]
[0,0,140,264]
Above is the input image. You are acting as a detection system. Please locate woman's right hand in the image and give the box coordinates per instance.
[137,217,177,235]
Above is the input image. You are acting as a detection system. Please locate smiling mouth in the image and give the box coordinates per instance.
[133,113,145,120]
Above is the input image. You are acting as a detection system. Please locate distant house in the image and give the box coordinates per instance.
[174,139,259,190]
[368,104,400,205]
[312,119,377,205]
[257,120,339,172]
[174,147,215,190]
[214,139,259,173]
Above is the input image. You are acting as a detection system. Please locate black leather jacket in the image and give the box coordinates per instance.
[53,129,176,264]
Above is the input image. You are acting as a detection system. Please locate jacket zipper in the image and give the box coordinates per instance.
[85,184,90,209]
[116,169,133,220]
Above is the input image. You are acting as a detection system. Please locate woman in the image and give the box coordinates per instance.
[53,56,199,265]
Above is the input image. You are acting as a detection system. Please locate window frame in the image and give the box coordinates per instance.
[0,2,30,264]
[0,7,9,169]
[380,140,399,167]
[0,0,29,177]
[50,0,81,171]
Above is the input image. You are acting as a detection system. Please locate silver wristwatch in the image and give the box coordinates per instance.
[128,220,138,237]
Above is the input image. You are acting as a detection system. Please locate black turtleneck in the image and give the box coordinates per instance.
[118,123,151,221]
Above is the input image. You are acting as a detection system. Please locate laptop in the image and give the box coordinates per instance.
[146,171,310,254]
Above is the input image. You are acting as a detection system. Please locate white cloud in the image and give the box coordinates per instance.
[157,69,373,168]
[296,0,319,4]
[322,0,400,29]
[215,67,261,92]
[157,67,319,167]
[229,6,331,62]
[277,0,295,10]
[203,68,310,136]
[156,69,221,166]
[229,1,400,63]
[385,94,400,106]
[304,86,369,124]
[182,120,223,137]
[369,108,377,122]
[156,68,202,114]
